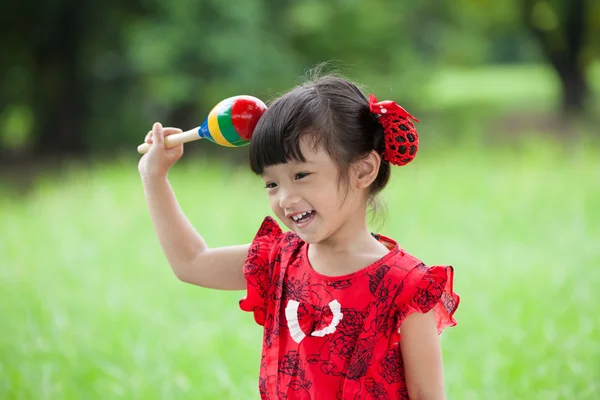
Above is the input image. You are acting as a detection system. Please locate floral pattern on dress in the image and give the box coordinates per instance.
[240,216,460,399]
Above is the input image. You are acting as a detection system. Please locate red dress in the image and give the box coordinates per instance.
[240,217,459,400]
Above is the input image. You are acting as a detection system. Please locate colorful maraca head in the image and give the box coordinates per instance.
[200,95,267,147]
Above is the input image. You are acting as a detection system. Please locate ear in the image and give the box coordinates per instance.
[354,150,381,190]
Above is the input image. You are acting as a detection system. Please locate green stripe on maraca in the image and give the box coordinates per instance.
[217,103,249,146]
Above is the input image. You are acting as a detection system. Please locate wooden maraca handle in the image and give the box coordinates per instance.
[137,128,200,154]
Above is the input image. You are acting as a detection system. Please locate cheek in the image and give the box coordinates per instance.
[314,186,343,210]
[268,195,289,223]
[268,194,280,213]
[326,185,357,215]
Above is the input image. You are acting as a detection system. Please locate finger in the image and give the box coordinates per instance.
[152,122,164,146]
[145,131,153,144]
[163,127,183,137]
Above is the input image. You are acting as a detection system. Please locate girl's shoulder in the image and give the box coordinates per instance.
[252,216,284,243]
[372,232,459,316]
[371,232,425,273]
[247,216,303,261]
[373,235,459,332]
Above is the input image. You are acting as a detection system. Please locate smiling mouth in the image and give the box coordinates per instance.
[291,210,315,224]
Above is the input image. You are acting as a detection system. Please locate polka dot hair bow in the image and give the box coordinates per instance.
[368,94,420,166]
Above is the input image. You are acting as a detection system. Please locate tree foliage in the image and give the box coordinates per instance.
[0,0,597,157]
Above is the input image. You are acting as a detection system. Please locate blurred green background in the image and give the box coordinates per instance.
[1,0,599,399]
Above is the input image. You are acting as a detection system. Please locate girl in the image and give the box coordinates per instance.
[138,75,459,400]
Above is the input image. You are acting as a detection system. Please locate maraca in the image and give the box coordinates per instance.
[137,95,267,154]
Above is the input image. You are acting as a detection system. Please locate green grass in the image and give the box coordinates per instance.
[1,135,599,399]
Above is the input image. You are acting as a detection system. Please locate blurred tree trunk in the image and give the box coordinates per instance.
[31,0,88,155]
[522,0,590,116]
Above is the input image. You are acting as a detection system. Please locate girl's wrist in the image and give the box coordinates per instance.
[141,171,169,186]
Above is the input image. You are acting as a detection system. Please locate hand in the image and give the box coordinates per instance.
[138,122,183,181]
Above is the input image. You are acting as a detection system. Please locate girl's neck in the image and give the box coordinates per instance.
[306,214,391,277]
[312,209,388,256]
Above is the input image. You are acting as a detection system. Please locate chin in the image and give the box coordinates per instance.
[289,228,312,242]
[280,214,332,244]
[295,229,330,244]
[297,234,319,244]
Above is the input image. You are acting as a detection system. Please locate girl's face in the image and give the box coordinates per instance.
[262,136,365,244]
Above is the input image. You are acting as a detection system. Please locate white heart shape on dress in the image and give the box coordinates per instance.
[284,299,344,344]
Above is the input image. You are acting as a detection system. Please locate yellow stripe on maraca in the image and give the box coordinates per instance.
[207,101,235,147]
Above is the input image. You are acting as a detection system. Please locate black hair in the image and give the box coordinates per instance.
[249,74,390,199]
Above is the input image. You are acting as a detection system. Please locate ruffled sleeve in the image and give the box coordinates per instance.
[239,216,283,326]
[397,264,460,335]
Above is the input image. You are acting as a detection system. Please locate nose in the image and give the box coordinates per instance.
[278,187,300,210]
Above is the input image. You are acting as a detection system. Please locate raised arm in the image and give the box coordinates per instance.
[139,122,248,290]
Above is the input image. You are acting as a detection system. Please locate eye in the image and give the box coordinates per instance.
[264,182,277,189]
[295,172,310,180]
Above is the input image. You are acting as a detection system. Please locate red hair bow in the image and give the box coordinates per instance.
[368,94,420,166]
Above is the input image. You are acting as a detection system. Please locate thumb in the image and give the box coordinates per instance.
[152,122,164,146]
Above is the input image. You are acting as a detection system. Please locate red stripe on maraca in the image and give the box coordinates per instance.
[231,97,267,141]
